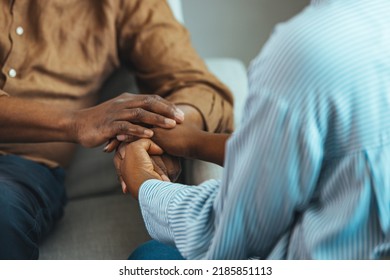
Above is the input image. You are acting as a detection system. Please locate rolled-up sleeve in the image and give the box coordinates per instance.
[116,0,233,132]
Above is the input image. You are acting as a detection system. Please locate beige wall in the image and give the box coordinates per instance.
[183,0,310,66]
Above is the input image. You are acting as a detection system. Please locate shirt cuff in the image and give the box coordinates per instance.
[139,179,190,245]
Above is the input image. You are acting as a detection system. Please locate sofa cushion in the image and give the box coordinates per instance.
[64,146,119,199]
[39,192,150,259]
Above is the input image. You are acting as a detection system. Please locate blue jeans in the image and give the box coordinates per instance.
[0,155,66,259]
[128,240,185,260]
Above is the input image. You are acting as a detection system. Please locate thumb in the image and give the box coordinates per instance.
[136,139,164,156]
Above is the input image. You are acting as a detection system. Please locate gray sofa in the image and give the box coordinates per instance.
[39,0,248,259]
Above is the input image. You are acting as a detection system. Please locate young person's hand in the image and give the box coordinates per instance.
[150,104,230,165]
[151,124,203,159]
[152,124,229,166]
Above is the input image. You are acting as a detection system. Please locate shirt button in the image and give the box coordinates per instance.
[8,68,17,78]
[16,26,24,36]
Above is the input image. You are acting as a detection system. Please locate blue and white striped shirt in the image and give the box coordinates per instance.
[138,0,390,259]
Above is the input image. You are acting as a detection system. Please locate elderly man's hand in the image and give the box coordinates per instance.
[73,93,184,149]
[104,104,203,153]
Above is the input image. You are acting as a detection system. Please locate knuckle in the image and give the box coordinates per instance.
[153,114,164,123]
[116,92,128,100]
[120,92,131,98]
[117,122,128,132]
[143,96,154,107]
[128,125,144,136]
[130,108,144,120]
[115,93,132,105]
[135,126,146,135]
[114,99,124,107]
[152,95,163,101]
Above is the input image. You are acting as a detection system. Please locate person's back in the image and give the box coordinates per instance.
[233,0,390,259]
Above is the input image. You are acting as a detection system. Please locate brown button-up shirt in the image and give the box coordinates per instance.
[0,0,233,167]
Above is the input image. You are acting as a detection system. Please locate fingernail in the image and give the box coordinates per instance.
[164,118,176,127]
[174,109,185,122]
[103,144,109,152]
[117,135,126,141]
[161,175,171,182]
[144,130,154,137]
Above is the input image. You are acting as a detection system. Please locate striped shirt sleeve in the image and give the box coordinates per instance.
[139,179,221,248]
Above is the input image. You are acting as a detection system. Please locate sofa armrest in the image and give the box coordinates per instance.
[167,0,184,24]
[205,58,248,127]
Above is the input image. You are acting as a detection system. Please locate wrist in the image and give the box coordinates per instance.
[65,110,81,144]
[192,132,229,166]
[189,130,209,159]
[129,171,157,200]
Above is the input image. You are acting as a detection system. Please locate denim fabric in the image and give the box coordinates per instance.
[128,240,185,260]
[0,155,66,259]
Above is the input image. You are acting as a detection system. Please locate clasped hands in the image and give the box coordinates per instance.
[113,123,201,199]
[73,92,204,199]
[113,139,168,199]
[110,102,204,199]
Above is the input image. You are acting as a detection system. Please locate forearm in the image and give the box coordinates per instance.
[0,96,75,143]
[175,104,229,166]
[192,132,229,166]
[151,105,230,165]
